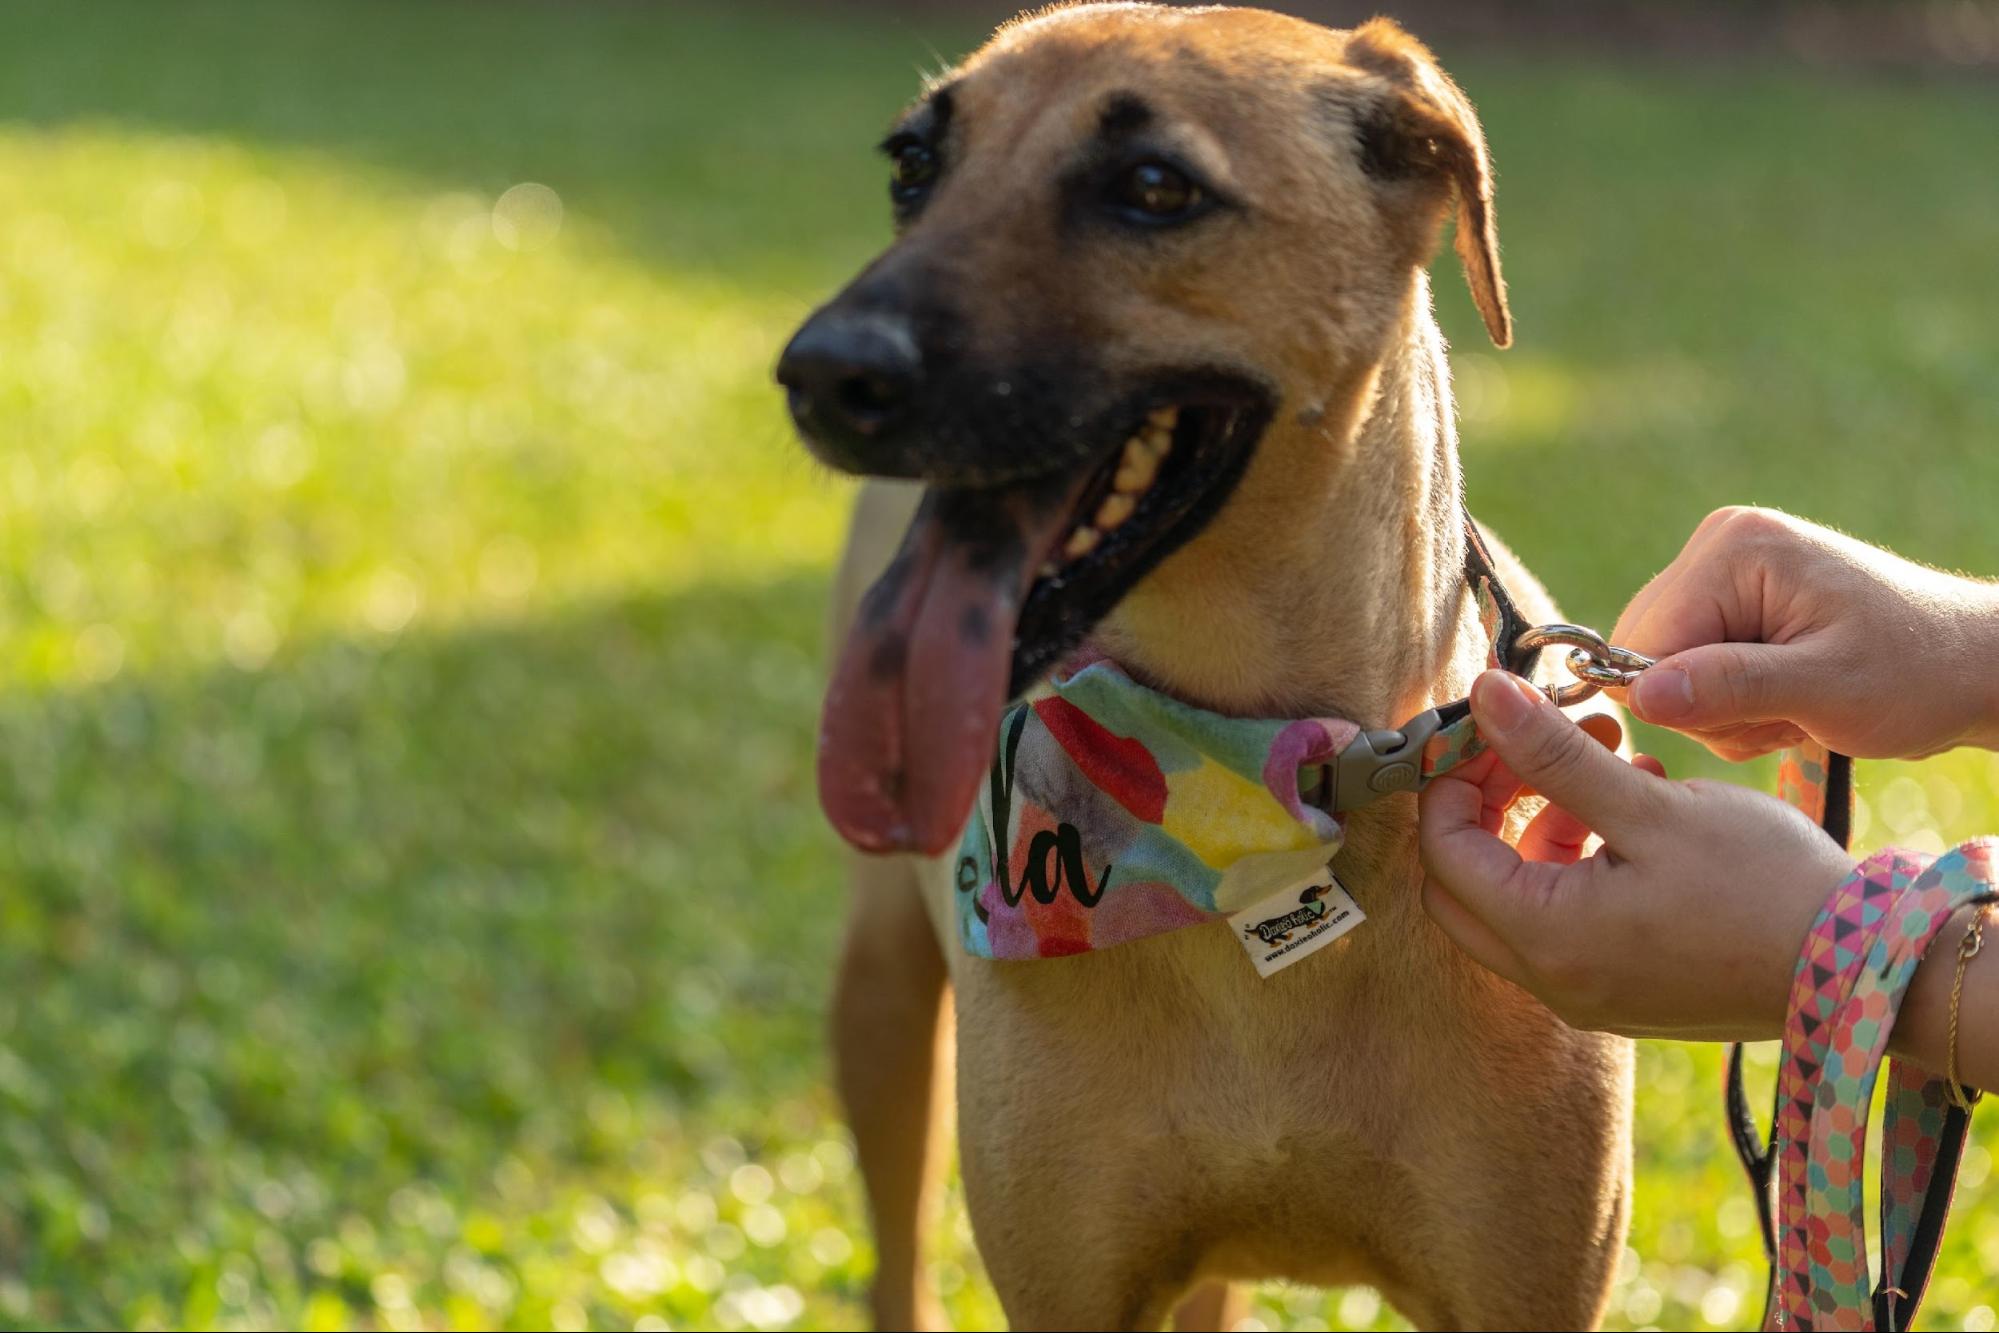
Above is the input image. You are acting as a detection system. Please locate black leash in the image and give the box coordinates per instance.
[1460,512,1543,678]
[1428,512,1545,731]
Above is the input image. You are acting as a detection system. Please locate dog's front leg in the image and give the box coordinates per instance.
[831,852,951,1330]
[1169,1281,1244,1332]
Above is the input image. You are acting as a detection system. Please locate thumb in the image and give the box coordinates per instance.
[1626,641,1799,732]
[1469,671,1660,837]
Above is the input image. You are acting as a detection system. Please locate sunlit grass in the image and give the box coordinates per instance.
[0,2,1995,1330]
[0,129,852,690]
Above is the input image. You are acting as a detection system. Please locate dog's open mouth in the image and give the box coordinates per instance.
[1009,388,1272,699]
[819,376,1272,855]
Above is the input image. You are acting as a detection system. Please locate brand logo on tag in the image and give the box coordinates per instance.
[1248,900,1328,944]
[1228,871,1365,978]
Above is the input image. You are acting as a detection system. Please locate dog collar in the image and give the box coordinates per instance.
[952,516,1528,962]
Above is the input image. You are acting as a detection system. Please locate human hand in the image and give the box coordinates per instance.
[1418,670,1855,1041]
[1610,506,1999,761]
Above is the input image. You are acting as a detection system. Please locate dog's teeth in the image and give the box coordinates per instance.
[1038,560,1059,579]
[1146,406,1178,430]
[1063,526,1100,559]
[1115,440,1159,493]
[1140,423,1173,456]
[1095,492,1135,530]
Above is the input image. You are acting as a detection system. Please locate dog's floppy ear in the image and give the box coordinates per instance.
[1346,18,1511,347]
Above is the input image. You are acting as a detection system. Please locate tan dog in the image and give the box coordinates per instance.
[777,5,1634,1328]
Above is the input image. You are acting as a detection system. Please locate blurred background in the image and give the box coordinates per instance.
[0,0,1994,1328]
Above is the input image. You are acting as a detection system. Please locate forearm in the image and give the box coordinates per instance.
[1968,579,1999,753]
[1884,583,1999,1072]
[1886,904,1999,1094]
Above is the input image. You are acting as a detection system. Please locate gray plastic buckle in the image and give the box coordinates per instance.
[1327,709,1444,813]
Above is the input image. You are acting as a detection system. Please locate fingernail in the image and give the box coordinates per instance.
[1632,666,1694,723]
[1473,669,1544,736]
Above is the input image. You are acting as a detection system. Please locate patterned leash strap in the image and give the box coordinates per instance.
[1728,743,1999,1331]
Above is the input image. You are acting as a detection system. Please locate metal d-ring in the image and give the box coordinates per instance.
[1513,623,1655,706]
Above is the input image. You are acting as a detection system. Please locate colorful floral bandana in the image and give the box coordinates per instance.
[952,653,1485,960]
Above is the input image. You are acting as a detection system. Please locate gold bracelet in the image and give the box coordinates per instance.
[1946,904,1993,1114]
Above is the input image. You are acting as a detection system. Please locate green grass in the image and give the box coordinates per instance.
[0,1,1994,1329]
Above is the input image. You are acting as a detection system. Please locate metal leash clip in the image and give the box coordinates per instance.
[1513,624,1654,706]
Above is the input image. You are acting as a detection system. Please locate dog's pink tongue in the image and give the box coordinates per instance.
[819,490,1057,856]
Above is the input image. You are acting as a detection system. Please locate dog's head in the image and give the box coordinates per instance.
[778,4,1509,853]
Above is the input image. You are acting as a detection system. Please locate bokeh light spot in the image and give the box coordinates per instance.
[492,182,563,253]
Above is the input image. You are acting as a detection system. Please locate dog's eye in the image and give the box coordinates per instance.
[889,142,939,202]
[1114,161,1203,223]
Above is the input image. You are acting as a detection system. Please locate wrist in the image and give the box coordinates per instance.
[1753,849,1858,1043]
[1886,900,1995,1084]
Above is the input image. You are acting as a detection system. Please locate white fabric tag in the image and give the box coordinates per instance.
[1227,868,1365,978]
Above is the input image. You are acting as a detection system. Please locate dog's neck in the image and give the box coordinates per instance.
[1099,277,1478,728]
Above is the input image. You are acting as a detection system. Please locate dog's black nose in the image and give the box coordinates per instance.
[776,309,922,444]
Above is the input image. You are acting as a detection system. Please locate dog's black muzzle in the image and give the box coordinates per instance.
[776,305,926,469]
[774,257,1125,487]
